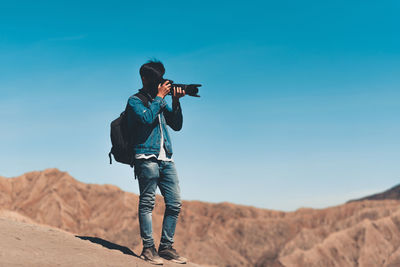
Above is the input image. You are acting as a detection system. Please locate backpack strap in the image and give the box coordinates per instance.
[134,91,150,108]
[121,91,150,122]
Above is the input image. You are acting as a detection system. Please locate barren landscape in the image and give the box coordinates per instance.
[1,168,400,266]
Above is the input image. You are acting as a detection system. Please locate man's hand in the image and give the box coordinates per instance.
[172,86,185,109]
[172,86,185,99]
[157,80,171,99]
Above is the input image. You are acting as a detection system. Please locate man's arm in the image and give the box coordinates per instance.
[164,98,183,131]
[128,96,166,125]
[128,80,171,125]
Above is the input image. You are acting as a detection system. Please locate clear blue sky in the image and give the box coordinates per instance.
[1,0,399,211]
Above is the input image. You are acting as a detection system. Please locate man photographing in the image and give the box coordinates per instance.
[126,59,187,265]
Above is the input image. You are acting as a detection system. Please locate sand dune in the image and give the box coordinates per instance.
[1,168,400,266]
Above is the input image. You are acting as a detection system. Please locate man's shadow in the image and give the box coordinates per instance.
[76,236,139,258]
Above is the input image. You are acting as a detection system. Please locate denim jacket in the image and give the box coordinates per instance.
[126,90,183,157]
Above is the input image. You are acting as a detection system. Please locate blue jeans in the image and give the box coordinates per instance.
[134,158,182,248]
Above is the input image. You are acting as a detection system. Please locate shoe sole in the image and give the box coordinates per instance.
[140,255,164,265]
[159,255,187,264]
[170,259,187,264]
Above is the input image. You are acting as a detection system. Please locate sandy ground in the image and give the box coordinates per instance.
[0,212,203,267]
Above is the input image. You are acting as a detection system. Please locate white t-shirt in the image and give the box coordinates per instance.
[135,114,173,162]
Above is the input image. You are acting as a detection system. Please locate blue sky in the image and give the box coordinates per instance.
[1,0,399,211]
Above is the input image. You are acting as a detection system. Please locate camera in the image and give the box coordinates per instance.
[160,78,202,97]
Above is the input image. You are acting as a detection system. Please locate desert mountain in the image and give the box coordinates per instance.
[348,184,400,203]
[1,169,400,266]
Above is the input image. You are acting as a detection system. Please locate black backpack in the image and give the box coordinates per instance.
[108,92,149,167]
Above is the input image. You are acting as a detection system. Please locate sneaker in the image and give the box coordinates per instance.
[158,245,187,264]
[140,245,164,265]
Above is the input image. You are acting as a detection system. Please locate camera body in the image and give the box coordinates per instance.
[160,78,202,97]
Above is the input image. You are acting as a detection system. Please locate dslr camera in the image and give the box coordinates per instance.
[159,78,202,97]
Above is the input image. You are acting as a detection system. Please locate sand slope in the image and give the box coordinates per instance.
[0,212,202,267]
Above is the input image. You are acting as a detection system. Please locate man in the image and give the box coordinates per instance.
[126,60,187,265]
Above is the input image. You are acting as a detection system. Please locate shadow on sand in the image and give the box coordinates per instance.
[76,236,139,258]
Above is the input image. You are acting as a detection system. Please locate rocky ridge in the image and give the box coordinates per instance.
[1,168,400,266]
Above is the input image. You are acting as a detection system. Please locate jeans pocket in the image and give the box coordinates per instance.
[135,159,159,181]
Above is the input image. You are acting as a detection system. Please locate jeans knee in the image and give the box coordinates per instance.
[166,201,182,214]
[139,195,156,212]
